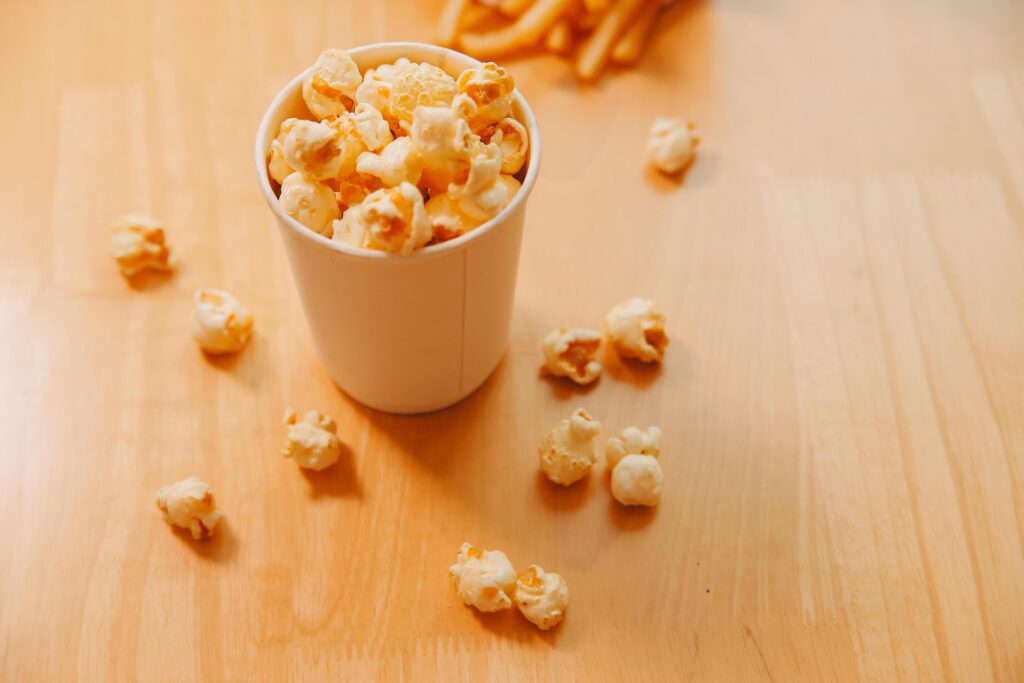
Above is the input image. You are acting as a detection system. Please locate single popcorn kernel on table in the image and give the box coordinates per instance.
[605,297,668,363]
[449,542,517,612]
[155,476,223,540]
[605,425,662,469]
[302,48,362,120]
[278,172,340,237]
[110,214,174,278]
[611,453,664,507]
[192,288,254,355]
[539,407,602,486]
[541,327,603,385]
[282,409,342,471]
[515,565,570,630]
[332,182,431,255]
[647,117,699,175]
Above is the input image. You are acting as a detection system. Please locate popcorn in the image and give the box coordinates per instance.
[356,58,458,132]
[282,408,341,471]
[278,172,340,236]
[351,103,394,152]
[356,136,424,187]
[541,327,603,385]
[457,62,516,129]
[191,288,254,354]
[268,127,295,184]
[610,453,664,506]
[425,192,482,244]
[110,214,174,277]
[605,297,668,363]
[448,141,510,221]
[485,117,529,175]
[515,565,569,630]
[449,542,517,612]
[605,426,662,469]
[335,173,383,209]
[302,48,362,120]
[410,102,478,191]
[155,476,223,540]
[279,118,345,181]
[320,106,394,179]
[332,182,430,255]
[646,118,698,174]
[538,407,601,486]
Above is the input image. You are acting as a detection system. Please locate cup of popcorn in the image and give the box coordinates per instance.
[255,43,541,414]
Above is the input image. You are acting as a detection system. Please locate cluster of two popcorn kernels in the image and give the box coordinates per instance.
[270,49,529,255]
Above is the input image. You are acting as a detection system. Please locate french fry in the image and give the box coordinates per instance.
[576,0,647,80]
[459,0,574,59]
[462,3,500,29]
[610,0,659,64]
[545,18,575,54]
[439,0,472,46]
[498,0,536,18]
[583,0,610,11]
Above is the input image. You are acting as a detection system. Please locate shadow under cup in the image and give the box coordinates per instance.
[254,43,542,414]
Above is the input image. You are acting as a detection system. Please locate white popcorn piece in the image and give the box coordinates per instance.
[449,542,517,613]
[515,565,569,630]
[457,62,516,130]
[541,328,603,385]
[611,453,664,507]
[356,58,458,133]
[424,191,482,244]
[282,408,341,471]
[646,118,698,174]
[279,118,345,181]
[332,182,430,255]
[155,476,223,540]
[410,102,478,191]
[302,48,362,120]
[356,136,424,188]
[486,117,529,175]
[605,426,662,469]
[605,297,669,363]
[351,103,394,152]
[192,288,254,355]
[110,214,174,277]
[278,172,340,237]
[268,126,295,185]
[538,407,602,486]
[448,141,508,221]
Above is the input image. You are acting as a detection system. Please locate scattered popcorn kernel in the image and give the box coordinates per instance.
[192,288,254,355]
[302,48,362,120]
[457,62,516,129]
[110,214,174,278]
[605,426,662,469]
[485,117,529,175]
[605,297,668,363]
[268,127,295,184]
[611,453,664,506]
[357,59,458,133]
[541,327,603,385]
[332,182,430,255]
[538,407,602,486]
[449,542,517,612]
[356,136,424,187]
[425,191,482,243]
[279,118,345,181]
[282,408,342,471]
[515,565,569,630]
[278,172,341,237]
[646,118,698,174]
[410,102,478,191]
[155,476,223,540]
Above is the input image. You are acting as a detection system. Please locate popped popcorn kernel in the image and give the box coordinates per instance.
[110,214,174,278]
[279,118,345,181]
[484,117,529,175]
[357,59,458,133]
[191,288,254,355]
[611,453,664,507]
[425,191,482,244]
[332,182,430,255]
[155,476,223,540]
[538,407,602,486]
[278,172,340,237]
[268,127,295,184]
[605,297,668,363]
[605,426,662,469]
[282,408,342,471]
[333,173,383,210]
[410,102,478,191]
[457,62,515,129]
[448,141,510,221]
[351,103,394,152]
[515,565,569,630]
[647,118,698,174]
[302,48,362,120]
[541,328,603,385]
[319,108,392,179]
[356,136,425,187]
[449,542,517,612]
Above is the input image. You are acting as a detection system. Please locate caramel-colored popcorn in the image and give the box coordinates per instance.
[110,214,174,278]
[449,542,517,612]
[282,408,342,471]
[538,407,602,486]
[155,476,223,540]
[457,62,516,129]
[515,565,569,630]
[541,327,603,385]
[605,297,668,363]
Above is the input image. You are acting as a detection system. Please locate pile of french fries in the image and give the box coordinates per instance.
[440,0,670,81]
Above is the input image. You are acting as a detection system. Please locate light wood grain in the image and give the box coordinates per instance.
[2,0,1024,680]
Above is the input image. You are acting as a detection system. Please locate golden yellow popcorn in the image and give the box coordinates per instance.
[278,172,340,237]
[268,127,295,185]
[191,288,254,355]
[334,173,383,210]
[279,118,345,181]
[302,48,362,120]
[281,408,341,471]
[410,102,478,191]
[425,192,482,244]
[541,327,603,385]
[538,407,602,486]
[356,58,458,132]
[457,62,516,130]
[605,297,668,363]
[485,117,529,175]
[515,565,569,630]
[605,426,662,469]
[646,117,698,174]
[449,542,517,612]
[155,476,223,540]
[611,453,664,507]
[356,136,424,187]
[110,214,174,278]
[332,182,430,255]
[448,141,509,220]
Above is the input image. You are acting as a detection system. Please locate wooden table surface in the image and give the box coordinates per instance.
[3,0,1024,680]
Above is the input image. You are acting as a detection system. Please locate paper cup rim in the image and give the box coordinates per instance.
[254,42,542,264]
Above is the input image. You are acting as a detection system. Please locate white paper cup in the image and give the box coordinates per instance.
[255,43,541,414]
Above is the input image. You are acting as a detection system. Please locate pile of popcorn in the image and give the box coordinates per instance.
[267,49,531,255]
